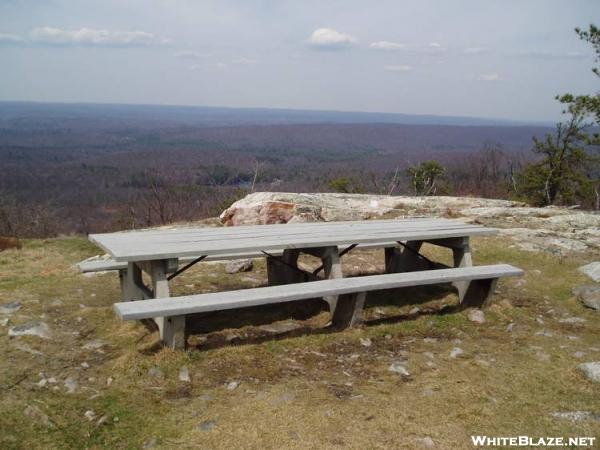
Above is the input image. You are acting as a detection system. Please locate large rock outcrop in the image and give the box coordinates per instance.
[220,192,600,255]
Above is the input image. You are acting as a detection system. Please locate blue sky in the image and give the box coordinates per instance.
[0,0,598,121]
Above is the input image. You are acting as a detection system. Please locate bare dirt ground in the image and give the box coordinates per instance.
[1,235,599,449]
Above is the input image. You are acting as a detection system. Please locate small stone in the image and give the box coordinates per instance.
[0,318,9,327]
[225,258,253,274]
[388,362,410,377]
[96,415,109,427]
[551,411,600,422]
[106,377,114,386]
[142,437,158,449]
[0,301,22,314]
[578,362,600,383]
[559,317,586,325]
[81,362,90,369]
[449,347,464,358]
[225,333,241,343]
[574,351,586,358]
[415,437,435,448]
[409,307,420,315]
[535,351,551,362]
[24,405,54,428]
[374,307,386,316]
[198,420,217,431]
[573,285,600,311]
[506,323,514,332]
[82,339,105,350]
[384,334,392,340]
[467,309,485,324]
[84,410,96,421]
[148,367,163,378]
[8,322,51,339]
[179,366,191,382]
[64,377,78,394]
[226,381,239,390]
[579,262,600,282]
[360,338,372,347]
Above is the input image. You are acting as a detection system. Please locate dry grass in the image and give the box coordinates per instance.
[0,236,599,449]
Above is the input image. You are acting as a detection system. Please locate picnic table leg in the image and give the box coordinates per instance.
[266,249,302,285]
[319,246,344,320]
[451,237,473,302]
[332,292,366,329]
[122,262,150,301]
[461,278,498,308]
[150,260,185,350]
[385,240,425,273]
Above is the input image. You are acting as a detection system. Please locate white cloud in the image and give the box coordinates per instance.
[428,42,447,51]
[462,47,486,54]
[174,50,211,59]
[478,73,501,81]
[0,32,24,44]
[308,28,356,50]
[232,57,257,65]
[369,40,404,51]
[30,27,170,46]
[384,64,414,72]
[191,62,227,71]
[509,50,586,60]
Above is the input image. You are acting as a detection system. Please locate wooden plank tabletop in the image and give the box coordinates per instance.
[89,218,497,262]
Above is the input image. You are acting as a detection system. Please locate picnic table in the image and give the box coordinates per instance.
[87,218,522,349]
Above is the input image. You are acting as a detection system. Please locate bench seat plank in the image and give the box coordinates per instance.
[78,242,406,273]
[114,264,523,320]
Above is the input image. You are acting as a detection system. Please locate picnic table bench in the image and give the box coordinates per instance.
[86,218,523,349]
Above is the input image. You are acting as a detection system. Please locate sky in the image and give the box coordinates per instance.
[0,0,598,122]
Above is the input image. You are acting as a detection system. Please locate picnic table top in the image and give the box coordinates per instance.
[89,218,497,262]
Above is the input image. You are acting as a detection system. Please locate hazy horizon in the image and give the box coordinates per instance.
[1,0,599,122]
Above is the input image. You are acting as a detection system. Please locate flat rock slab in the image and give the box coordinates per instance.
[578,362,600,383]
[0,301,22,314]
[225,258,253,274]
[579,262,600,282]
[8,322,51,339]
[573,285,600,310]
[258,321,302,334]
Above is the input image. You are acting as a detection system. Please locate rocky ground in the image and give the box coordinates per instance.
[1,193,599,449]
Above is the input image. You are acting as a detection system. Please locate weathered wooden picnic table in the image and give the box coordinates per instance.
[88,218,522,349]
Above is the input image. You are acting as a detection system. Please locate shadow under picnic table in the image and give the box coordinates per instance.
[137,281,461,352]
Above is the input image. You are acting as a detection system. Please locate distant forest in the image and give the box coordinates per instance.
[0,102,551,237]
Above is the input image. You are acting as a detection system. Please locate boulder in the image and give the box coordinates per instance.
[219,192,523,226]
[218,192,600,255]
[579,262,600,282]
[573,285,600,311]
[578,362,600,383]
